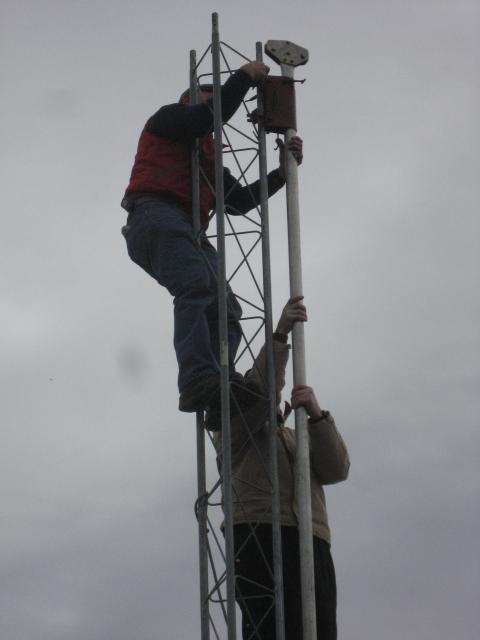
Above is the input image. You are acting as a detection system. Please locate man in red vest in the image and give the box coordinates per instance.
[122,62,302,415]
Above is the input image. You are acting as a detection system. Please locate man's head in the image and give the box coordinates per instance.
[179,84,213,105]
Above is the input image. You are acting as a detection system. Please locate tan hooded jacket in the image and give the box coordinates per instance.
[213,338,350,544]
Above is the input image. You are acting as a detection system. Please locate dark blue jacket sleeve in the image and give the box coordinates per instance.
[223,168,286,214]
[146,70,252,141]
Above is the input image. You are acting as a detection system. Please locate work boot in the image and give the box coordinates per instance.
[178,374,219,413]
[231,374,263,411]
[204,374,263,431]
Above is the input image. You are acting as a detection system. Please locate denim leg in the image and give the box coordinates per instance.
[123,202,220,392]
[200,235,243,373]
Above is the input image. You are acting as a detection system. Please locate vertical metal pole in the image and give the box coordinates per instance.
[212,12,237,640]
[190,49,211,640]
[256,42,286,640]
[281,62,317,640]
[190,49,201,239]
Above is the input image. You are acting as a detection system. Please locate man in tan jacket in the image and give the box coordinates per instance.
[212,297,350,640]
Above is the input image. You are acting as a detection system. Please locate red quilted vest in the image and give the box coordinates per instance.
[125,128,216,225]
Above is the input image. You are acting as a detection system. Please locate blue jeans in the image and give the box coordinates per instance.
[122,200,242,393]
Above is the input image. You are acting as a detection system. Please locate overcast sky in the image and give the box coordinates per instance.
[1,1,479,638]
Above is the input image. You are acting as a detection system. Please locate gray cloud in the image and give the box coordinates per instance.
[1,1,479,638]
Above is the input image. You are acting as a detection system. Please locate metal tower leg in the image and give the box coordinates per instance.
[256,41,286,640]
[190,48,211,640]
[212,12,237,640]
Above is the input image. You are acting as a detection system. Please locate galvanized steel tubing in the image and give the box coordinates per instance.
[256,41,286,640]
[281,61,317,640]
[191,47,211,640]
[211,12,237,640]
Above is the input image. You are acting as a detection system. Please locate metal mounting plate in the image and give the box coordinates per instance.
[264,40,309,67]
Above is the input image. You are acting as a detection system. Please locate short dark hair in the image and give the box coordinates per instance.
[179,84,214,102]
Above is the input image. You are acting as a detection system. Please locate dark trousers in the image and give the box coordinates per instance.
[234,524,337,640]
[122,200,242,392]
